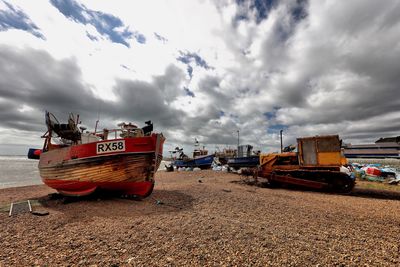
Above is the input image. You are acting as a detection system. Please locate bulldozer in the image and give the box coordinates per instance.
[258,135,355,193]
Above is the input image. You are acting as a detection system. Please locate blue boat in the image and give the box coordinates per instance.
[174,154,215,169]
[226,145,260,169]
[227,155,259,169]
[172,145,215,169]
[173,159,193,168]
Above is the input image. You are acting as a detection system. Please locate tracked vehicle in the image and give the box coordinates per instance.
[259,135,355,193]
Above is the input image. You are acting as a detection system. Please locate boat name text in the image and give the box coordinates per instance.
[96,140,125,154]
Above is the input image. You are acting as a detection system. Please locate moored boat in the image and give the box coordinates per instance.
[172,143,214,169]
[227,145,260,169]
[215,148,236,165]
[227,155,259,169]
[36,112,165,197]
[173,154,215,169]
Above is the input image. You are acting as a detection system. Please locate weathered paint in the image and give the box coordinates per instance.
[39,133,164,197]
[317,152,342,166]
[258,135,355,192]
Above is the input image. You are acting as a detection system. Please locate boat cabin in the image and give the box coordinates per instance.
[43,111,153,151]
[193,149,208,158]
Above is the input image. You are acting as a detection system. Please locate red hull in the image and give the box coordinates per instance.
[39,134,164,197]
[44,179,154,197]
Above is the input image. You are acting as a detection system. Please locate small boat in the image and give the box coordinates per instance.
[35,111,165,197]
[227,156,259,169]
[227,145,260,169]
[173,155,215,169]
[172,144,214,169]
[215,148,237,165]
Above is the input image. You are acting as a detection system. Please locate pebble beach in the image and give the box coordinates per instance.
[1,170,400,266]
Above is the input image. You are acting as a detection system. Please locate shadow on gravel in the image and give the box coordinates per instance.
[35,189,194,218]
[347,188,400,201]
[232,179,400,201]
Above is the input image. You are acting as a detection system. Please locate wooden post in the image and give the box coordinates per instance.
[9,203,13,217]
[28,200,32,213]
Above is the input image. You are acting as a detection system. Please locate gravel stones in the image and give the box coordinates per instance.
[1,171,400,266]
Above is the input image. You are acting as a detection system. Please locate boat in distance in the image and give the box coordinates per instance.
[173,154,215,169]
[227,155,259,169]
[227,145,260,169]
[34,112,165,197]
[172,145,214,169]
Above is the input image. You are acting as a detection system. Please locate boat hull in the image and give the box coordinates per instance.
[174,154,214,169]
[194,154,214,169]
[39,134,164,197]
[227,156,259,169]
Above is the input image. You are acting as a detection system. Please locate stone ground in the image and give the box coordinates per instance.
[1,170,400,266]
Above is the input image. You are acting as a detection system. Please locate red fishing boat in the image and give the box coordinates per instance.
[36,112,165,197]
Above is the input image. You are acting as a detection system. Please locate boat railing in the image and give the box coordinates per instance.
[90,127,145,140]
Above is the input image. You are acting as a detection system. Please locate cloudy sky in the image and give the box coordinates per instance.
[0,0,399,155]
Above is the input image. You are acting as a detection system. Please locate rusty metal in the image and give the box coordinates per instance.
[259,135,355,192]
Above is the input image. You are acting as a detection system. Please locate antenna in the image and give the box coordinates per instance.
[237,130,240,148]
[95,97,101,133]
[94,120,99,133]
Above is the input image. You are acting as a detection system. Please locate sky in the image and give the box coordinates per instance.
[0,0,399,155]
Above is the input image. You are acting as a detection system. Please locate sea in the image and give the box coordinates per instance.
[0,155,42,189]
[0,156,171,189]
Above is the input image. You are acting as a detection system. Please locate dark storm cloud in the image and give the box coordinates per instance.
[0,46,97,110]
[50,0,145,47]
[153,65,187,103]
[202,130,239,145]
[167,74,245,148]
[111,65,186,128]
[0,45,104,131]
[0,99,43,131]
[235,0,400,137]
[209,0,400,151]
[0,46,187,134]
[270,2,400,128]
[198,75,236,109]
[191,75,240,138]
[0,0,44,39]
